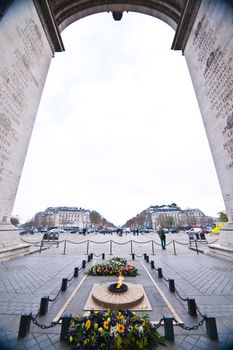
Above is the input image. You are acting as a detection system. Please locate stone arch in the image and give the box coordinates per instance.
[0,0,233,260]
[51,1,182,32]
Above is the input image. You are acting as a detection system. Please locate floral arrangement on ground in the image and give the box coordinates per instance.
[65,309,165,349]
[87,257,138,276]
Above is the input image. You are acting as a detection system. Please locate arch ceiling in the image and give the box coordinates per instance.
[33,0,201,52]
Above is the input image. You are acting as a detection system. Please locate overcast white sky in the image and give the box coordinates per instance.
[12,12,225,225]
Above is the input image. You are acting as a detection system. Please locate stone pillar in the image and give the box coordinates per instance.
[184,0,233,252]
[0,0,61,249]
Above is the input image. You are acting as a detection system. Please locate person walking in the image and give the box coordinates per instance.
[158,226,166,250]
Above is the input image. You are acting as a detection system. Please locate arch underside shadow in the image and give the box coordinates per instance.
[33,0,201,52]
[52,0,184,31]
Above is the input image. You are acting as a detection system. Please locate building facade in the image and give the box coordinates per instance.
[35,207,90,229]
[150,205,213,229]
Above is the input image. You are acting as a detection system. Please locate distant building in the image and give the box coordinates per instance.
[151,205,182,229]
[35,207,90,229]
[149,205,213,229]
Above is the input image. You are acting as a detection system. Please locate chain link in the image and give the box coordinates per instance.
[31,315,61,329]
[67,275,74,282]
[173,240,190,246]
[92,253,104,257]
[153,318,163,330]
[49,288,61,302]
[175,289,188,302]
[196,306,206,318]
[134,253,145,258]
[152,241,162,246]
[65,239,88,244]
[173,316,206,331]
[162,276,169,282]
[20,237,42,245]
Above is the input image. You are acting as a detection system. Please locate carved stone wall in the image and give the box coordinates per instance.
[184,0,233,247]
[0,0,53,247]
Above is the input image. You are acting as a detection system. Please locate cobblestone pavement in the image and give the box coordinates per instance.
[0,232,233,349]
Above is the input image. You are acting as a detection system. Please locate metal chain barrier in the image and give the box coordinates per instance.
[20,237,42,245]
[31,314,61,329]
[48,259,85,302]
[149,261,207,320]
[89,240,110,244]
[152,240,161,246]
[175,288,189,302]
[196,306,206,318]
[65,239,88,244]
[173,315,206,331]
[153,317,164,330]
[207,238,219,244]
[134,253,145,258]
[131,239,153,244]
[173,240,190,246]
[92,253,104,257]
[162,275,169,282]
[49,288,62,302]
[112,240,132,245]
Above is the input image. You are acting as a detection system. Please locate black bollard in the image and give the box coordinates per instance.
[74,267,79,278]
[61,278,68,292]
[132,253,135,260]
[146,255,149,263]
[82,260,86,269]
[18,314,31,338]
[158,267,163,278]
[102,253,105,260]
[39,296,49,316]
[88,255,91,262]
[151,260,155,269]
[187,298,197,316]
[90,253,93,260]
[168,279,175,293]
[60,314,72,341]
[205,316,218,340]
[144,253,147,260]
[164,316,174,341]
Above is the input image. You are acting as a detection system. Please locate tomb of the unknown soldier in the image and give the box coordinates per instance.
[1,0,233,349]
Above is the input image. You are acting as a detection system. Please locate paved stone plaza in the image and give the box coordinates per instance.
[0,232,233,349]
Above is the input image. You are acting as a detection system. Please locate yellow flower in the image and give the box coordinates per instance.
[119,315,125,320]
[84,338,89,345]
[69,335,73,342]
[103,321,109,329]
[98,327,104,333]
[85,319,91,330]
[117,323,125,333]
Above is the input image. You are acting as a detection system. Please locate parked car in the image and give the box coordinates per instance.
[186,227,202,240]
[168,227,178,233]
[201,227,211,234]
[19,228,34,235]
[43,232,59,240]
[186,228,202,234]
